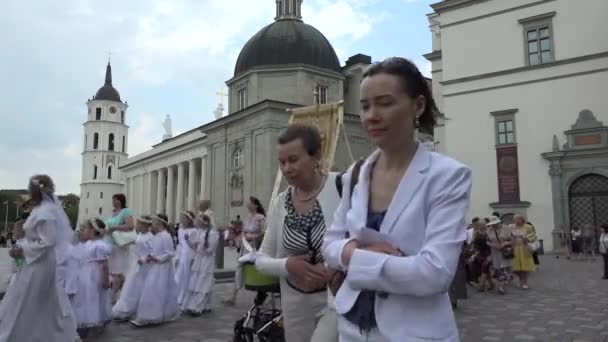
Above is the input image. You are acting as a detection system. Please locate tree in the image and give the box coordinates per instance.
[62,193,80,229]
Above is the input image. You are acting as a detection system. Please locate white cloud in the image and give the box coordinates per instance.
[63,144,78,158]
[128,112,163,156]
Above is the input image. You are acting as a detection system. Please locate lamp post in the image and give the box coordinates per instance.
[3,201,8,236]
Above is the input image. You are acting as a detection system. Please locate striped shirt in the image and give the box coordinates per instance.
[281,189,325,264]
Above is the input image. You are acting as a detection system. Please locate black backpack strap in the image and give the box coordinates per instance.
[344,159,365,239]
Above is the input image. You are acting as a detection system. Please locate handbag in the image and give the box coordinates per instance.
[527,240,539,253]
[493,229,514,259]
[112,230,137,247]
[328,159,364,296]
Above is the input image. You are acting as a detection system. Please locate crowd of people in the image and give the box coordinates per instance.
[5,57,607,342]
[462,214,539,296]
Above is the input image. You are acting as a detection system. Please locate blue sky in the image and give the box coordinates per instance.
[0,0,436,194]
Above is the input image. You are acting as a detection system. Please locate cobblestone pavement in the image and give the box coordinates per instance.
[90,255,608,342]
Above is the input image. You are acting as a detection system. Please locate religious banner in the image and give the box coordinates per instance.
[268,101,344,212]
[496,146,520,203]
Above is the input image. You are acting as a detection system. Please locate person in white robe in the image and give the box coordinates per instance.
[72,218,112,335]
[0,174,79,342]
[175,210,197,306]
[130,214,179,326]
[181,213,219,315]
[112,215,154,321]
[69,226,87,316]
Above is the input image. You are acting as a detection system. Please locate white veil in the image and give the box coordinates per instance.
[41,192,74,264]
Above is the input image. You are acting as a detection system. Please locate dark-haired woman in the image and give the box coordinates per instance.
[105,193,135,301]
[324,57,471,342]
[0,175,79,341]
[223,196,267,306]
[181,214,220,315]
[256,124,341,342]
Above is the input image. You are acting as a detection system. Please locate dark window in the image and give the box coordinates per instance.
[122,136,126,153]
[121,111,125,124]
[107,166,112,179]
[93,133,99,150]
[99,207,102,215]
[526,26,553,65]
[100,192,103,199]
[95,108,101,120]
[87,192,90,199]
[108,133,115,151]
[496,120,515,145]
[93,165,98,179]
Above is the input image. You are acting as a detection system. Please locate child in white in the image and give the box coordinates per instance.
[181,213,219,315]
[130,214,179,326]
[175,210,197,306]
[6,220,26,290]
[73,218,112,331]
[67,225,87,313]
[112,216,154,321]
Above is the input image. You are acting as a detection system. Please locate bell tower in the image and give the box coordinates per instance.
[78,61,129,223]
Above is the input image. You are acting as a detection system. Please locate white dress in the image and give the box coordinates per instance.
[72,239,112,329]
[181,228,219,313]
[112,232,153,320]
[67,241,86,316]
[175,227,197,305]
[132,230,179,325]
[0,199,78,342]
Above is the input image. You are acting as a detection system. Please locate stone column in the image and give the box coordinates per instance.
[187,159,197,211]
[176,162,185,218]
[200,156,207,200]
[156,169,165,214]
[145,172,154,215]
[166,166,175,223]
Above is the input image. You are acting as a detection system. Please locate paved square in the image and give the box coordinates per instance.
[90,255,608,342]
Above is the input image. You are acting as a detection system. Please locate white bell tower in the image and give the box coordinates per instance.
[78,61,129,223]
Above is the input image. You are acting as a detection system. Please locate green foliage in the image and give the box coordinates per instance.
[62,193,80,229]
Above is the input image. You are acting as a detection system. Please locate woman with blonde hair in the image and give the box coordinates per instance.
[511,215,536,289]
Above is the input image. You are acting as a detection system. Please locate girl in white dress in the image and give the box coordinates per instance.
[181,214,219,315]
[69,226,87,314]
[0,175,79,342]
[112,215,154,321]
[73,218,112,335]
[130,214,179,326]
[175,210,197,306]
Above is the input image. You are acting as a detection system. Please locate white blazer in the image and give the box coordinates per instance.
[323,144,472,342]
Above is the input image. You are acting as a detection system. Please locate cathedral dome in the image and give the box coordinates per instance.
[234,19,341,76]
[94,62,122,102]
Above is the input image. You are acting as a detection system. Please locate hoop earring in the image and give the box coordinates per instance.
[415,117,421,128]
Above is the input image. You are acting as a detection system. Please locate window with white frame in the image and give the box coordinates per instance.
[238,88,247,111]
[316,85,328,104]
[519,12,555,66]
[232,148,244,169]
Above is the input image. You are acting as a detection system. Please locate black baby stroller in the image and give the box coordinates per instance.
[233,263,285,342]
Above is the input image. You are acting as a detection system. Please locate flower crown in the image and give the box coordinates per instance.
[89,217,105,234]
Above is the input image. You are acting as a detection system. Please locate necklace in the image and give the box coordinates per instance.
[294,175,326,202]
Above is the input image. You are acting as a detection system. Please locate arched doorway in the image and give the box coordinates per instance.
[568,174,608,248]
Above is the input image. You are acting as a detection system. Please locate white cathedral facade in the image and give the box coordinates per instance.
[78,0,375,226]
[78,62,129,223]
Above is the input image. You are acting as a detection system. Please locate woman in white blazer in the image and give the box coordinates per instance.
[323,57,472,342]
[256,124,340,342]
